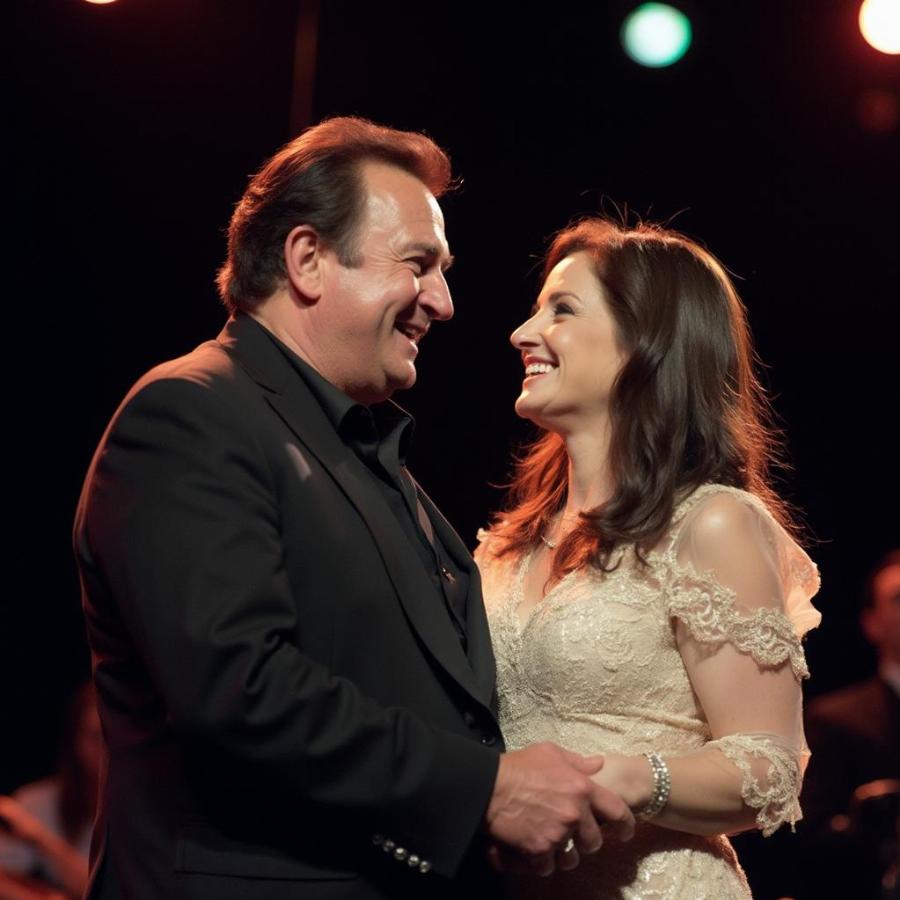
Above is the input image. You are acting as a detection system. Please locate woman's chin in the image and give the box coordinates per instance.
[514,394,538,421]
[514,396,556,431]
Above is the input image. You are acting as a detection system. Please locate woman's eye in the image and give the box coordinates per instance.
[552,302,573,316]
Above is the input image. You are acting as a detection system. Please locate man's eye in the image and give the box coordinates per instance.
[407,258,425,274]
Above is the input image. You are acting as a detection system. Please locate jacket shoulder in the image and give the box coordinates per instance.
[807,678,891,727]
[133,339,245,395]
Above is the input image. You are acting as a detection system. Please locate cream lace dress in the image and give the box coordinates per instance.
[475,484,821,900]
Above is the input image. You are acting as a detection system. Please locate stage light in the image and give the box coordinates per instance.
[84,0,118,4]
[859,0,900,54]
[621,3,692,68]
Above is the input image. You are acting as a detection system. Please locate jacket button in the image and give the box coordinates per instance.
[480,734,497,746]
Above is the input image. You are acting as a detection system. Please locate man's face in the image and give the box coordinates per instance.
[312,162,454,404]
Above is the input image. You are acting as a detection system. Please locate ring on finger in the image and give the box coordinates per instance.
[562,838,576,854]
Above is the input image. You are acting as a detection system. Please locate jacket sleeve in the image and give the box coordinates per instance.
[75,374,499,877]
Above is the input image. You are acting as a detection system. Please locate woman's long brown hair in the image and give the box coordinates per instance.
[489,218,793,581]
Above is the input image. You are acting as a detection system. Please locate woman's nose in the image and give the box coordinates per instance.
[510,312,540,350]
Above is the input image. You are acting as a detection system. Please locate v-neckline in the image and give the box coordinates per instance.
[511,548,576,635]
[499,484,729,640]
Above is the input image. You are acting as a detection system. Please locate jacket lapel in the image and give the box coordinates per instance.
[412,482,497,709]
[217,316,496,718]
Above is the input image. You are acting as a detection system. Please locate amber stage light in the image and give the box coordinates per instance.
[859,0,900,54]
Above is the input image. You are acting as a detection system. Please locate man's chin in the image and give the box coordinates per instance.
[348,365,416,404]
[387,365,417,396]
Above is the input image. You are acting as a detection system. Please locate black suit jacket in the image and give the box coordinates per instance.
[792,676,900,899]
[801,675,900,831]
[73,314,503,900]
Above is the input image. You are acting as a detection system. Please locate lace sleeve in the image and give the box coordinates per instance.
[664,488,820,679]
[473,526,512,611]
[704,733,808,835]
[663,488,821,834]
[472,527,494,570]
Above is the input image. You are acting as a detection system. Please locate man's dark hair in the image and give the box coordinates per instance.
[217,116,453,312]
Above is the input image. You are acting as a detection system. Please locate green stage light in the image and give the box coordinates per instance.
[621,3,693,68]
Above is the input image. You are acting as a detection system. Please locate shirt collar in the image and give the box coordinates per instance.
[251,318,415,463]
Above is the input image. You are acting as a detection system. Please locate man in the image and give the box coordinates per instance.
[802,551,900,830]
[74,117,632,900]
[797,550,900,898]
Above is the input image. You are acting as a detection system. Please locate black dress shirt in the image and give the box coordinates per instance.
[255,320,470,648]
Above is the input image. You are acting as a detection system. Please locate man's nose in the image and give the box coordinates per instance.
[421,270,454,321]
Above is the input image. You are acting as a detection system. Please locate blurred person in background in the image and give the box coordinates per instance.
[0,683,99,899]
[799,550,900,898]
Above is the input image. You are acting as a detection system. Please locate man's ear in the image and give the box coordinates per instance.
[284,225,326,301]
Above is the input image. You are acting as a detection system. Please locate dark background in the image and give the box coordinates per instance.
[8,1,900,895]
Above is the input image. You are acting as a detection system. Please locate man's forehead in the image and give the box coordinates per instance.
[360,160,440,207]
[360,164,450,255]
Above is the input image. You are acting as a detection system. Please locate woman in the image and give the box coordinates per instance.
[475,218,821,898]
[0,683,99,899]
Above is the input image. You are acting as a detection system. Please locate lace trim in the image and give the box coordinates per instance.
[788,551,819,598]
[666,486,821,633]
[665,567,810,679]
[475,527,491,544]
[706,734,804,836]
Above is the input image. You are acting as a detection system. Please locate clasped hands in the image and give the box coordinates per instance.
[485,742,635,877]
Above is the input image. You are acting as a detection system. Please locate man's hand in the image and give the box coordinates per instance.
[484,743,635,875]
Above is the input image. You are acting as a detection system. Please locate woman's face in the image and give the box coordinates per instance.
[510,252,627,433]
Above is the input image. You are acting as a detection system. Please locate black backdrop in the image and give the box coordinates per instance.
[9,1,900,894]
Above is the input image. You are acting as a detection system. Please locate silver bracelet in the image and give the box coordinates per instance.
[636,751,671,820]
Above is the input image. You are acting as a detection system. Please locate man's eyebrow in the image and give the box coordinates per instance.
[403,242,455,272]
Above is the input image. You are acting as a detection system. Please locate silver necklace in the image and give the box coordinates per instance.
[540,512,582,550]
